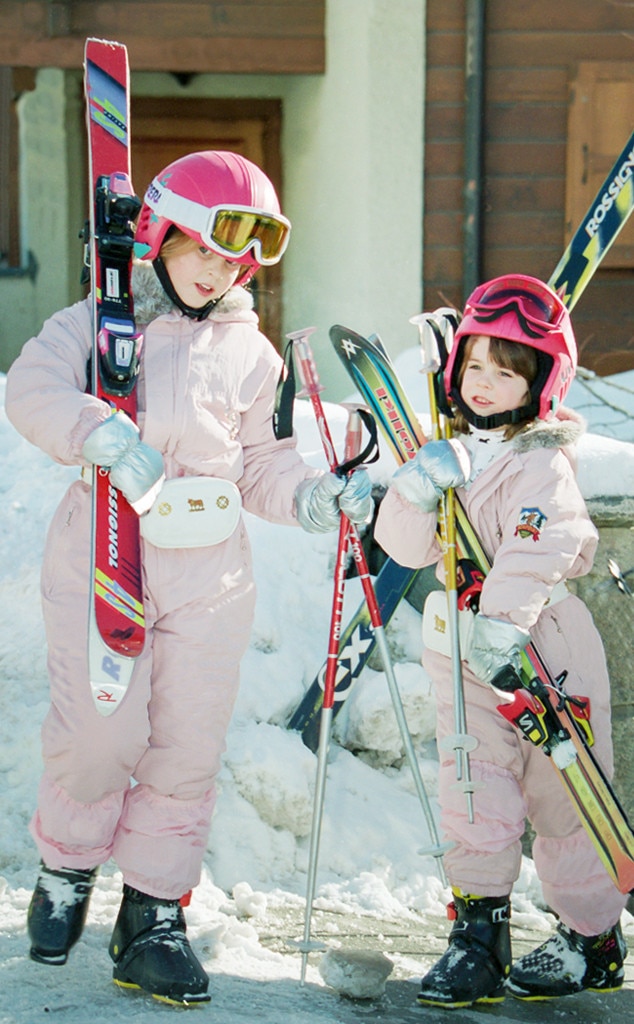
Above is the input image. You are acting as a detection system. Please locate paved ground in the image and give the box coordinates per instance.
[257,903,634,1024]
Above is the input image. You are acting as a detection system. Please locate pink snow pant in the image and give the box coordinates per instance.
[424,596,628,936]
[30,480,256,899]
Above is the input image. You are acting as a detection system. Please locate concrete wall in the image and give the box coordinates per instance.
[0,0,426,399]
[1,68,82,368]
[571,498,634,824]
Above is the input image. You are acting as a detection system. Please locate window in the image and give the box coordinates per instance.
[0,67,36,275]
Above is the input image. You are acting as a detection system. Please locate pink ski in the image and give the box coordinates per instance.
[84,39,145,713]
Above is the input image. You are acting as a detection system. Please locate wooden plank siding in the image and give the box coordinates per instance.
[0,1,325,73]
[424,0,634,375]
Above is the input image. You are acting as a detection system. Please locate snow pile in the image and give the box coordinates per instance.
[319,947,394,999]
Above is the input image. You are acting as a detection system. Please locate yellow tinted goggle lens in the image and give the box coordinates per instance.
[210,210,288,261]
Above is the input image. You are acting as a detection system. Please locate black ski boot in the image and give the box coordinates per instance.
[109,884,210,1005]
[417,889,512,1008]
[507,919,627,999]
[28,861,99,964]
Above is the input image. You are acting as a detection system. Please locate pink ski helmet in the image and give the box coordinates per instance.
[444,274,577,427]
[134,150,290,284]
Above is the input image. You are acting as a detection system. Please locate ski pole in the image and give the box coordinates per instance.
[297,508,349,984]
[289,330,448,982]
[344,521,451,872]
[410,312,481,823]
[286,352,361,983]
[289,330,448,863]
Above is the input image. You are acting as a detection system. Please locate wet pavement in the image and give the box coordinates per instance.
[257,902,634,1024]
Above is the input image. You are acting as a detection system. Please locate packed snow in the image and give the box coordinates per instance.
[1,344,634,1021]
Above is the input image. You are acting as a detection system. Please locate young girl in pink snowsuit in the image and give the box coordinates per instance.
[374,274,628,1008]
[5,151,372,1004]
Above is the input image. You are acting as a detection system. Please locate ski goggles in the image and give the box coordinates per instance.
[146,179,291,264]
[471,275,566,329]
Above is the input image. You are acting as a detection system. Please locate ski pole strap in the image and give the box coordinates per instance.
[273,343,381,475]
[334,407,380,477]
[273,338,297,440]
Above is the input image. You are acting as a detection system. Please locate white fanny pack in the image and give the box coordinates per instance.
[140,476,242,549]
[422,590,475,657]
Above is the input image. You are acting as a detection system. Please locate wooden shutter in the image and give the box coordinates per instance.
[565,62,634,269]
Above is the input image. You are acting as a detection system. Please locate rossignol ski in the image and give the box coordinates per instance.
[287,129,634,752]
[328,325,634,894]
[550,129,634,310]
[84,39,145,714]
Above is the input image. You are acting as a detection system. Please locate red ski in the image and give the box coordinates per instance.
[84,39,145,713]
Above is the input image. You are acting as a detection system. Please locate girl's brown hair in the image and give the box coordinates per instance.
[159,227,199,260]
[452,335,538,439]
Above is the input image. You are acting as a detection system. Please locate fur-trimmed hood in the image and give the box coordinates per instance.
[131,258,254,325]
[511,405,586,453]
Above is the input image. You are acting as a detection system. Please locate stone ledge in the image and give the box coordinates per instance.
[586,495,634,527]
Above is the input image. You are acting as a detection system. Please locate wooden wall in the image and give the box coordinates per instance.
[424,0,634,375]
[0,1,325,73]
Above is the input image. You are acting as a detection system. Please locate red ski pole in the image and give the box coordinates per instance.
[288,327,448,983]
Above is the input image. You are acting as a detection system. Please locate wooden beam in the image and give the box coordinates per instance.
[0,34,325,73]
[0,1,325,73]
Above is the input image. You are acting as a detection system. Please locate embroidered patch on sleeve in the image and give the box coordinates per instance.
[514,506,547,542]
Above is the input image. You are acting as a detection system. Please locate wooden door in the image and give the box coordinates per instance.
[130,98,284,345]
[565,62,634,270]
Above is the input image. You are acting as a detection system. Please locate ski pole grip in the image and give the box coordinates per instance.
[409,313,442,374]
[287,327,321,397]
[344,406,362,454]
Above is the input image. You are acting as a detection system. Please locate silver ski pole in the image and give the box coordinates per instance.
[297,509,350,984]
[345,510,450,879]
[410,312,482,823]
[291,329,449,865]
[287,327,362,983]
[289,328,448,984]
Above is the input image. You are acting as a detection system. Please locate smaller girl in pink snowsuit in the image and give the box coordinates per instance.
[374,274,628,1008]
[5,151,372,1004]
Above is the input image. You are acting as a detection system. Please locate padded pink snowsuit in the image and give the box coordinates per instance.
[5,270,320,899]
[375,411,627,935]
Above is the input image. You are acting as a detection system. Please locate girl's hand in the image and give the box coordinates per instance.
[464,614,530,687]
[295,471,373,533]
[82,412,165,515]
[391,438,470,511]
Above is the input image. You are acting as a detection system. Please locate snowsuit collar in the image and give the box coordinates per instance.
[510,406,586,453]
[458,407,586,525]
[460,408,586,490]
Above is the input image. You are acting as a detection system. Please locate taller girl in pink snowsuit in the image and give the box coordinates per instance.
[375,275,628,1008]
[5,151,372,1004]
